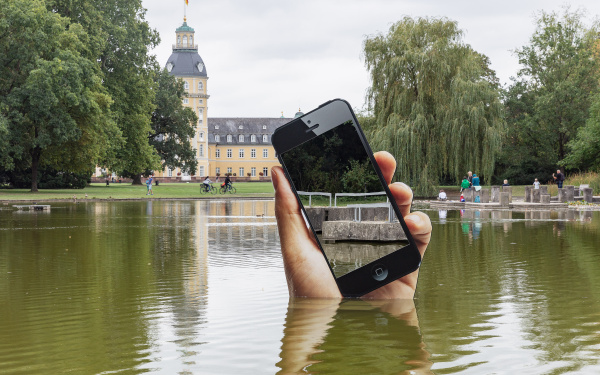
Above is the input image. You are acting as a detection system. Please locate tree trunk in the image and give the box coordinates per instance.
[30,146,41,192]
[131,174,142,185]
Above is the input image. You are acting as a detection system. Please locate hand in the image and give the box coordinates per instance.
[271,151,432,299]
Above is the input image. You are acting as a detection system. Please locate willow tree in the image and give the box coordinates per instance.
[363,17,505,196]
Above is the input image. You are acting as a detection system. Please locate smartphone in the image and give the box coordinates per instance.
[272,99,422,297]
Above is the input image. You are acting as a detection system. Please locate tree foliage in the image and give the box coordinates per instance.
[363,17,504,196]
[498,8,600,184]
[0,0,116,191]
[150,69,198,174]
[562,92,600,171]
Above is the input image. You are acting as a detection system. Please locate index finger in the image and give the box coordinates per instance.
[374,151,412,217]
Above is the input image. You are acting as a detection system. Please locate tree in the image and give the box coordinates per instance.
[47,0,162,184]
[363,17,505,196]
[149,69,198,175]
[0,0,116,192]
[562,92,600,171]
[499,8,600,183]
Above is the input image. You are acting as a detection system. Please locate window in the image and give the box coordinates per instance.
[227,167,232,174]
[263,149,268,158]
[227,149,232,158]
[262,125,267,130]
[198,108,203,115]
[239,167,244,177]
[251,167,256,177]
[199,144,204,157]
[251,149,256,158]
[183,35,188,46]
[199,99,203,105]
[215,135,220,142]
[198,82,203,91]
[215,149,220,158]
[184,81,189,90]
[168,168,172,177]
[199,118,203,124]
[199,132,204,141]
[239,149,244,158]
[239,125,243,129]
[263,167,268,177]
[227,135,232,142]
[177,36,181,45]
[183,98,189,104]
[262,134,268,142]
[239,134,244,142]
[215,167,220,175]
[251,134,256,142]
[215,125,219,129]
[199,166,204,176]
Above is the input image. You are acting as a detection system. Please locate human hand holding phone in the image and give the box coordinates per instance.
[272,151,431,299]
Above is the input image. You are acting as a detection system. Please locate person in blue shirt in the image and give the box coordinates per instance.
[472,174,480,187]
[146,176,154,196]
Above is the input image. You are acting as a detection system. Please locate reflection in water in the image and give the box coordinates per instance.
[277,299,431,374]
[2,203,600,374]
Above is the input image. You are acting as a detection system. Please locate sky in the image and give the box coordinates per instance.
[141,0,600,118]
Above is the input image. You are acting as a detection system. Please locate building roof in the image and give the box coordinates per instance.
[166,51,207,77]
[208,118,292,145]
[176,21,195,33]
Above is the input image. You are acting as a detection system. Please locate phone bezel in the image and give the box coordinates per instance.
[272,99,422,297]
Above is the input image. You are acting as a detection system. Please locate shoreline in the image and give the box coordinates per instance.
[0,195,275,204]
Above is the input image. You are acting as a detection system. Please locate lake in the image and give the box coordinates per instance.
[1,200,599,374]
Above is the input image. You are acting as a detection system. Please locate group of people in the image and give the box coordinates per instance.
[203,175,232,191]
[460,171,481,192]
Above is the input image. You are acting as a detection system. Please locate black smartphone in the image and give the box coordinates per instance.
[272,99,422,297]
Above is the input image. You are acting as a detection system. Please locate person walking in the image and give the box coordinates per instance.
[146,175,154,195]
[553,169,565,189]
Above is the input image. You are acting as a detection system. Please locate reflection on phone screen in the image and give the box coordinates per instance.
[279,121,409,278]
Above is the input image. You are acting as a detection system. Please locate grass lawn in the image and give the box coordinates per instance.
[0,182,275,201]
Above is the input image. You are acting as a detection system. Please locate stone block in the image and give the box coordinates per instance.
[540,185,548,195]
[583,188,593,203]
[327,207,354,221]
[532,189,541,203]
[305,207,324,231]
[480,189,490,203]
[502,186,513,203]
[558,189,567,203]
[500,192,510,207]
[524,186,532,202]
[322,221,350,240]
[463,188,474,202]
[348,222,380,241]
[379,223,407,241]
[541,194,550,204]
[565,185,575,202]
[491,186,501,202]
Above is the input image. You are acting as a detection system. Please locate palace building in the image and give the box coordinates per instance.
[153,17,294,182]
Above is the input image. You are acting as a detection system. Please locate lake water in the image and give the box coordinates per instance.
[1,200,599,374]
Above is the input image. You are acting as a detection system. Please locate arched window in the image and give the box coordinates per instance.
[251,135,256,142]
[239,135,244,142]
[227,135,232,143]
[199,132,204,141]
[177,36,181,46]
[262,125,267,130]
[262,134,268,142]
[184,81,189,90]
[183,35,188,46]
[198,82,203,91]
[215,135,220,142]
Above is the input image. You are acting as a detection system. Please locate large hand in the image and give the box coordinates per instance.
[272,151,432,299]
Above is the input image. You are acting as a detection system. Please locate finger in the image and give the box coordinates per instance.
[397,211,432,288]
[374,151,396,185]
[388,182,413,218]
[271,166,313,245]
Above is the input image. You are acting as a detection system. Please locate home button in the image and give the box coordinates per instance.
[371,264,388,281]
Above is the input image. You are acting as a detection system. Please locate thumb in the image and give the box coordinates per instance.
[272,166,313,246]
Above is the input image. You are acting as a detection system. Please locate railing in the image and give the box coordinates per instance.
[334,191,388,207]
[172,44,198,50]
[346,203,394,223]
[297,191,332,207]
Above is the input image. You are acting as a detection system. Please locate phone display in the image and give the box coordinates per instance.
[272,99,421,297]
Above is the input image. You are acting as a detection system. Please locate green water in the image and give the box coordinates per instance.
[1,201,599,374]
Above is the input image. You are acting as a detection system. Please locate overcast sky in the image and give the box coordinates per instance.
[141,0,600,118]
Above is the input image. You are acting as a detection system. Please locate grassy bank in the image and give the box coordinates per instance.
[0,182,275,201]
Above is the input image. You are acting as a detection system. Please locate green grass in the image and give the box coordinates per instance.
[0,182,275,201]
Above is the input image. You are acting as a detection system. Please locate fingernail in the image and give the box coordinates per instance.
[393,182,409,189]
[271,168,278,189]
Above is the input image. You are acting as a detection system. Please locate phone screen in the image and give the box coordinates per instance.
[278,120,409,279]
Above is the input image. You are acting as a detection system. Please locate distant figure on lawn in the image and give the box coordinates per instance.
[460,176,470,192]
[553,169,565,189]
[438,189,447,201]
[146,176,154,196]
[533,178,540,189]
[502,179,510,187]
